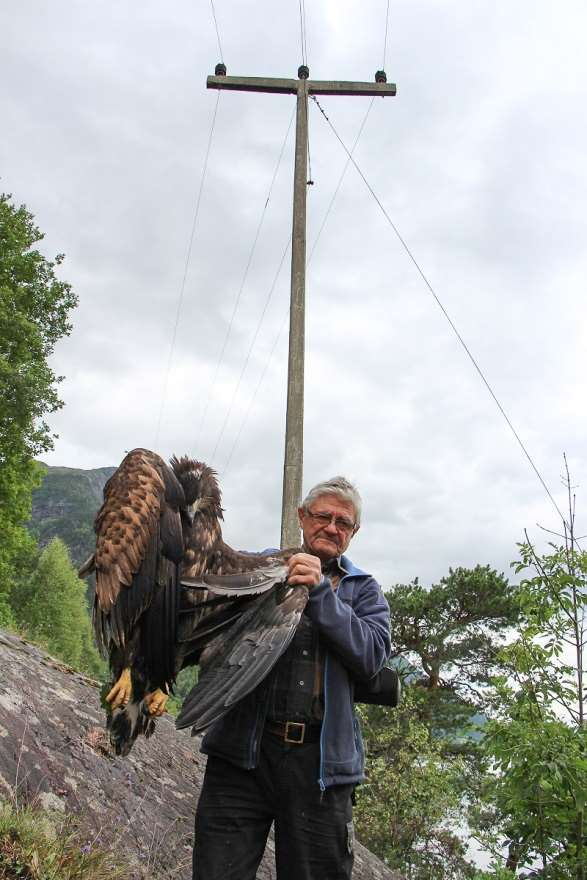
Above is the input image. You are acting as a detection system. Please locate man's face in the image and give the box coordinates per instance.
[298,493,359,562]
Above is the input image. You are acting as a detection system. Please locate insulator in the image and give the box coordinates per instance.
[215,63,227,76]
[298,65,310,80]
[375,70,387,83]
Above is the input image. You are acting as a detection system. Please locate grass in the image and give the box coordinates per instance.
[0,801,129,880]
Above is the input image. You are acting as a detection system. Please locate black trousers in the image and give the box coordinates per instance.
[193,731,354,880]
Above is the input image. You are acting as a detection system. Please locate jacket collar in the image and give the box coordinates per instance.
[340,553,370,578]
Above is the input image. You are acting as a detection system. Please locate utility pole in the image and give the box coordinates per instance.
[207,64,396,548]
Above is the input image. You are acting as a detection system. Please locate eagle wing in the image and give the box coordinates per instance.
[176,568,308,733]
[180,561,289,595]
[91,447,185,684]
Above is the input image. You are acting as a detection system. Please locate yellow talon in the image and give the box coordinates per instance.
[144,689,169,717]
[106,668,132,709]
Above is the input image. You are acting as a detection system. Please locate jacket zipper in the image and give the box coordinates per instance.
[318,573,351,793]
[318,651,328,793]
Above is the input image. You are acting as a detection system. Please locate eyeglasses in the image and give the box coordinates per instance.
[305,510,356,534]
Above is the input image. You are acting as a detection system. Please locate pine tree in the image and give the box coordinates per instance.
[13,538,103,675]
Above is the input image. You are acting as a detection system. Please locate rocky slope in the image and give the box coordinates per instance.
[0,629,402,880]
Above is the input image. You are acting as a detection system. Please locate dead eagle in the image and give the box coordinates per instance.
[79,447,304,756]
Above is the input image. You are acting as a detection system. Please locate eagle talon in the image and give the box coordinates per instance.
[106,668,132,710]
[144,689,169,717]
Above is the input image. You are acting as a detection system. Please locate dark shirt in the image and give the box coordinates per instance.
[201,552,392,786]
[265,556,347,724]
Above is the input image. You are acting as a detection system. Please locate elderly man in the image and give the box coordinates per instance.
[193,476,391,880]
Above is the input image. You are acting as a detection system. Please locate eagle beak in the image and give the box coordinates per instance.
[186,501,199,525]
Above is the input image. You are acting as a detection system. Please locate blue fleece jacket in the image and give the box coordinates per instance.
[200,554,391,789]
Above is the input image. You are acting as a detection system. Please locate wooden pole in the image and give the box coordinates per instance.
[207,65,396,548]
[281,74,308,548]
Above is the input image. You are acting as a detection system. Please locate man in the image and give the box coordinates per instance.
[193,476,391,880]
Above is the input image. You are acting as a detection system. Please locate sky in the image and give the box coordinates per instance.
[2,0,586,589]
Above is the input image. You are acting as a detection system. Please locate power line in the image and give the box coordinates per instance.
[195,106,295,450]
[302,0,309,65]
[311,94,569,529]
[210,0,224,62]
[154,91,221,450]
[222,301,290,476]
[211,236,291,464]
[308,98,375,262]
[222,101,376,475]
[382,0,391,70]
[298,0,309,66]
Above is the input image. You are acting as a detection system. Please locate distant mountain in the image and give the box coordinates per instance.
[29,463,115,567]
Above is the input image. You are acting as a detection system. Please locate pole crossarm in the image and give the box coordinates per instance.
[207,74,396,98]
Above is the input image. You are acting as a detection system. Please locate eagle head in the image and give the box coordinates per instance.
[170,456,223,522]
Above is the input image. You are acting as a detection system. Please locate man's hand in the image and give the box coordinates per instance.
[287,553,323,589]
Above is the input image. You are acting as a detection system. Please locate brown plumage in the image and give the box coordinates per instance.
[81,447,305,755]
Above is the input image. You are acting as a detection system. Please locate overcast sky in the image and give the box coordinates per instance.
[2,0,586,588]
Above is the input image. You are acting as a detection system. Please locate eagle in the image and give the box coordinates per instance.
[79,447,305,755]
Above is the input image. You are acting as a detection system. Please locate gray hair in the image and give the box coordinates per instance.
[301,476,362,527]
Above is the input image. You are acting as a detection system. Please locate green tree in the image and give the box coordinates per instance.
[475,470,587,878]
[0,193,77,623]
[13,538,103,676]
[0,459,39,626]
[167,665,199,716]
[355,690,474,880]
[355,566,521,879]
[386,566,520,740]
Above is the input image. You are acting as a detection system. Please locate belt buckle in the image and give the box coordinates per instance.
[284,721,305,744]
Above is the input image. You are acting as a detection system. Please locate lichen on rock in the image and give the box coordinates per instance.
[0,629,402,879]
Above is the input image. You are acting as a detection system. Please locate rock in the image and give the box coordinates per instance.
[0,629,402,879]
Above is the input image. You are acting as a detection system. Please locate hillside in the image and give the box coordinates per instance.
[0,628,402,880]
[29,463,114,565]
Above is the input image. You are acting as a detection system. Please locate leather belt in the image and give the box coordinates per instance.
[265,720,322,744]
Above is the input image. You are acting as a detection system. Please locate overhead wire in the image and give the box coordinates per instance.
[223,1,386,473]
[210,0,224,62]
[310,93,569,529]
[213,4,564,539]
[211,236,291,464]
[298,0,308,65]
[222,303,290,476]
[205,0,309,468]
[382,0,391,70]
[304,0,312,184]
[196,105,296,452]
[154,90,221,450]
[308,98,375,261]
[222,100,376,475]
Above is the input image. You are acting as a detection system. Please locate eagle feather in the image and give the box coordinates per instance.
[82,447,303,755]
